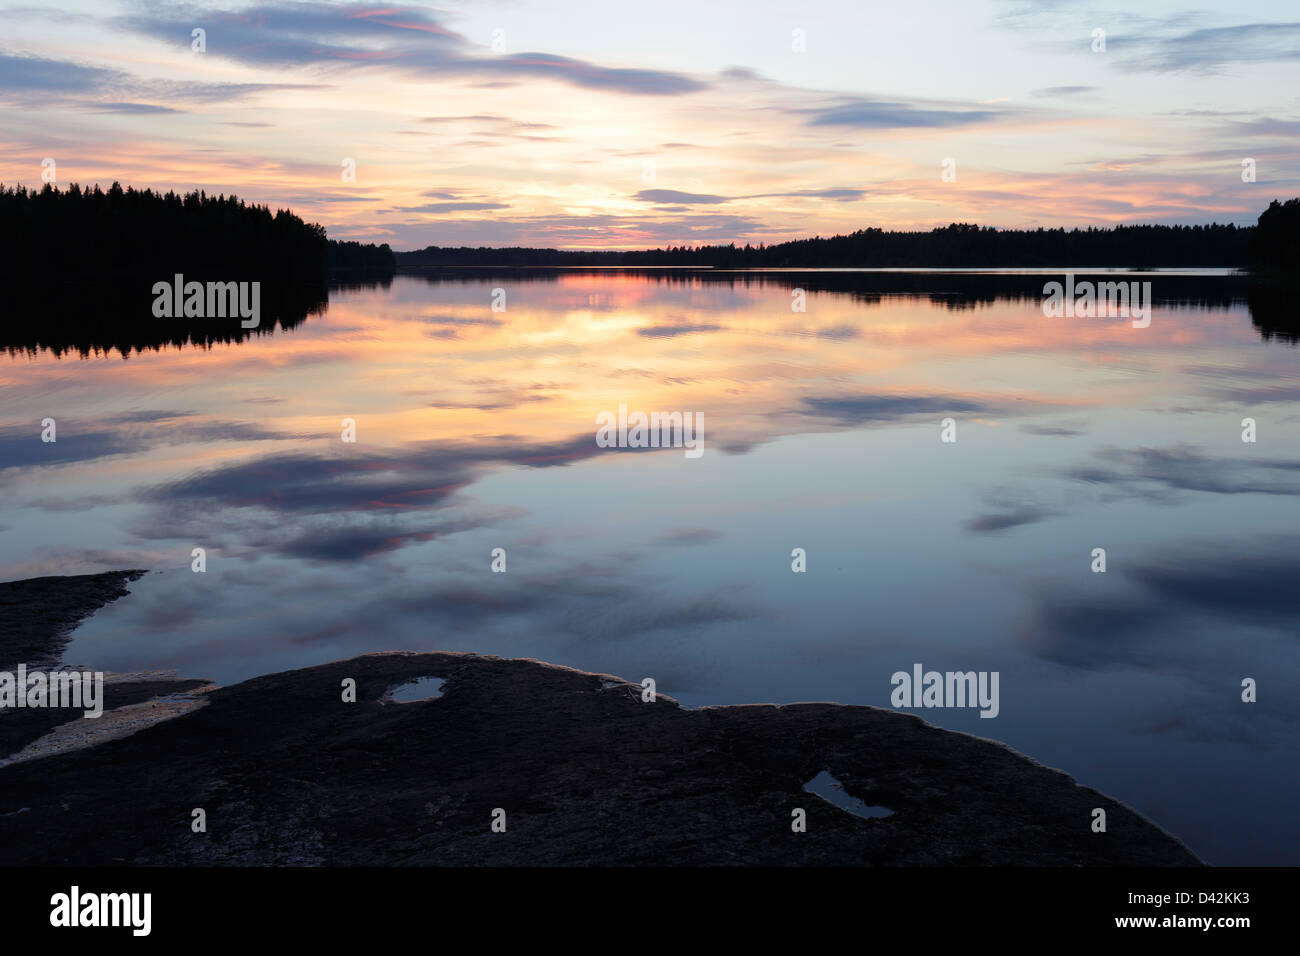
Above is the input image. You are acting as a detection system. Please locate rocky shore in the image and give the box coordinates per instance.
[0,571,1201,866]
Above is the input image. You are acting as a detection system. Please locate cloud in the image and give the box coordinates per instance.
[1130,546,1300,619]
[1118,22,1300,74]
[637,323,724,337]
[396,202,510,213]
[964,482,1062,534]
[114,1,709,95]
[419,115,501,124]
[374,212,776,250]
[1031,86,1098,97]
[654,528,723,547]
[788,324,860,340]
[0,426,132,469]
[268,520,469,562]
[786,188,866,201]
[0,412,301,472]
[89,101,183,114]
[965,508,1054,533]
[144,448,475,514]
[285,195,375,204]
[1020,423,1086,436]
[0,51,320,109]
[350,565,765,647]
[1228,118,1300,138]
[721,66,766,82]
[634,189,729,205]
[634,187,868,208]
[1062,445,1300,500]
[419,316,504,328]
[1021,536,1300,670]
[0,51,121,93]
[1020,594,1174,669]
[800,99,1005,128]
[1213,385,1300,405]
[128,424,724,563]
[425,394,548,409]
[799,393,989,426]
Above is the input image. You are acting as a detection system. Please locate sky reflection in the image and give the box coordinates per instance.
[1,271,1296,865]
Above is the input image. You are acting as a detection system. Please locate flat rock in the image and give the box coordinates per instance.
[0,648,1202,866]
[0,571,212,763]
[0,570,148,670]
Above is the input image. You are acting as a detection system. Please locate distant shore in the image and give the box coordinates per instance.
[0,571,1201,866]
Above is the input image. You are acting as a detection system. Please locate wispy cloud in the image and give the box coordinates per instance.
[113,1,710,95]
[1120,21,1300,74]
[0,51,321,110]
[799,99,1007,128]
[635,189,729,205]
[0,0,1292,245]
[1063,445,1300,500]
[637,323,724,337]
[800,393,992,426]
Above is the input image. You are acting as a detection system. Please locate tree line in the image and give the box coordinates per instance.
[397,207,1300,269]
[0,182,395,280]
[1252,198,1300,272]
[0,182,394,356]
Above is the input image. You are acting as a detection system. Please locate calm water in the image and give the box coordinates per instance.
[1,270,1296,865]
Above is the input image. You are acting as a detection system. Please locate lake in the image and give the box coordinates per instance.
[1,268,1296,865]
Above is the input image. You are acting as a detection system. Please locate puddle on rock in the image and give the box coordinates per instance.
[802,769,895,819]
[385,677,446,702]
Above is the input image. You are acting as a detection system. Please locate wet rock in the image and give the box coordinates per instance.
[0,570,148,670]
[0,571,212,762]
[0,650,1201,866]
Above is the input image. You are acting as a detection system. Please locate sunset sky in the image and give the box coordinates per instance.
[2,0,1297,248]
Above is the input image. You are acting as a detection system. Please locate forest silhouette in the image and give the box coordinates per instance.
[2,182,394,279]
[0,182,394,357]
[398,201,1300,269]
[2,184,1295,354]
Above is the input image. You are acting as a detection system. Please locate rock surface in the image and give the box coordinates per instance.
[0,567,210,764]
[0,572,1202,866]
[0,570,148,670]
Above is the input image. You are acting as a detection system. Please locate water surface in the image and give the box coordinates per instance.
[1,269,1295,865]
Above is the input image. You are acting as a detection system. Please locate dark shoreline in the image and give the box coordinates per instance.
[393,266,1299,345]
[0,571,211,765]
[1,570,149,670]
[8,267,1295,358]
[0,571,1201,866]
